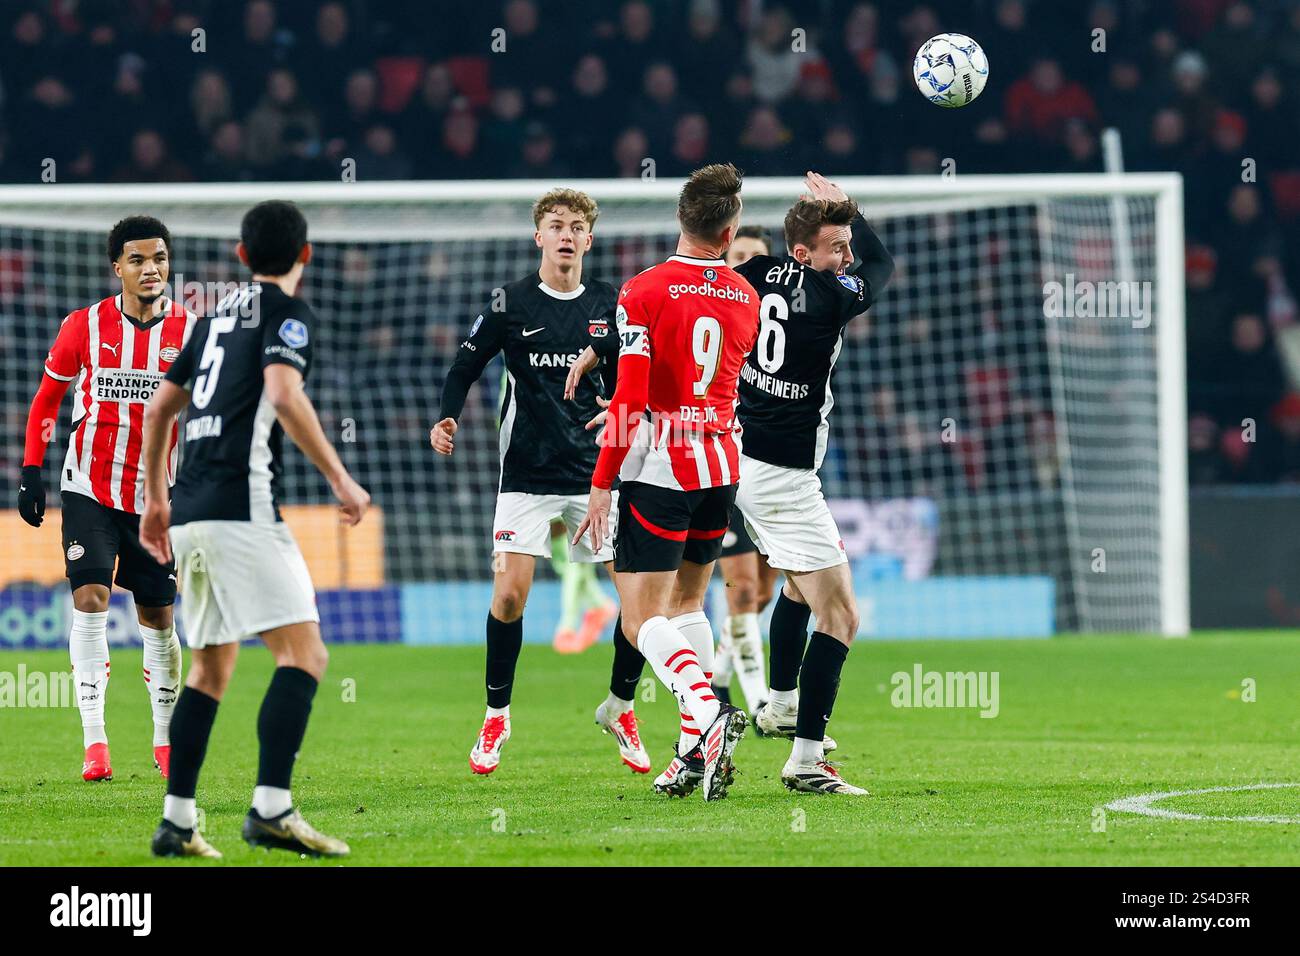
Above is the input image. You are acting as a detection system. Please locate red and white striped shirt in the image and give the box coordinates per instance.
[592,256,759,491]
[41,295,196,514]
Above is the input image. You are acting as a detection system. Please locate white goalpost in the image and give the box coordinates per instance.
[0,172,1187,646]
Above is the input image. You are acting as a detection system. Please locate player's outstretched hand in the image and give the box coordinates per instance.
[139,498,172,566]
[805,170,849,204]
[564,346,600,400]
[585,396,611,443]
[332,472,370,526]
[573,485,612,553]
[17,465,45,528]
[430,417,457,456]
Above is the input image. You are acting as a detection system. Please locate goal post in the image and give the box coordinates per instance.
[0,172,1187,646]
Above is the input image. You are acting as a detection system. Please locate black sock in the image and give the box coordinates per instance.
[768,591,813,692]
[256,666,318,791]
[485,612,523,709]
[795,632,849,743]
[608,615,644,702]
[166,687,219,800]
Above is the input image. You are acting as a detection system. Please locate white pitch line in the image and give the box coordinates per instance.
[1104,783,1300,824]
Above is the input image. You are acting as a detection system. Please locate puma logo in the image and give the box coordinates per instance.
[101,342,120,357]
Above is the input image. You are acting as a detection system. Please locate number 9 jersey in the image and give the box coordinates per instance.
[593,255,759,492]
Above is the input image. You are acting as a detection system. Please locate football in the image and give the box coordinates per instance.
[913,33,989,108]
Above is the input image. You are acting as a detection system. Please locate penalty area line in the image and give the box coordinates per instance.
[1103,782,1300,824]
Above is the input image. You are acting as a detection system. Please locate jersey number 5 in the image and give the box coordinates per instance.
[191,316,239,410]
[692,315,723,397]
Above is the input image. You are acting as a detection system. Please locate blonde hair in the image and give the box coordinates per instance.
[532,188,600,229]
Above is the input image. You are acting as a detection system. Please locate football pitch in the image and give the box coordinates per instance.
[1,631,1297,867]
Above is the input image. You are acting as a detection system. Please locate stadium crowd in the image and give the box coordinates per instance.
[1,0,1299,485]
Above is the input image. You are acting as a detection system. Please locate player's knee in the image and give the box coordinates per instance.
[309,642,330,676]
[755,578,776,609]
[491,589,527,622]
[781,579,806,605]
[727,578,758,613]
[187,662,231,700]
[621,612,646,644]
[136,605,172,630]
[820,600,859,645]
[72,585,110,614]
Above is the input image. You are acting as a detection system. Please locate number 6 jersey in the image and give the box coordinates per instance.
[592,255,759,491]
[735,214,894,471]
[164,282,316,525]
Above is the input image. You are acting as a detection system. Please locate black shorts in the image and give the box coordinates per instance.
[61,491,176,605]
[614,481,737,573]
[719,508,758,559]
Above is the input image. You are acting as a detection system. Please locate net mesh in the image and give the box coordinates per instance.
[0,179,1168,642]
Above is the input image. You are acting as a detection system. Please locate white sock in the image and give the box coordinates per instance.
[163,794,196,830]
[486,704,510,719]
[69,609,110,748]
[252,785,292,819]
[730,612,767,709]
[769,687,798,710]
[791,735,823,765]
[140,623,182,747]
[601,691,632,715]
[670,611,715,753]
[639,616,719,733]
[713,621,735,689]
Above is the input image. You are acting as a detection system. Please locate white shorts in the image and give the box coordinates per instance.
[169,520,319,649]
[492,490,618,563]
[735,455,848,573]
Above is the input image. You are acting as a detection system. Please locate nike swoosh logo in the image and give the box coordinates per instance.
[487,683,509,691]
[521,327,545,337]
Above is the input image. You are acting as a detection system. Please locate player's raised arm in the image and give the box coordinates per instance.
[805,171,895,306]
[431,306,508,455]
[17,314,82,527]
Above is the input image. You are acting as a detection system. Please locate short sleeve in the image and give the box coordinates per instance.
[44,313,85,382]
[164,320,202,389]
[615,280,652,361]
[262,302,316,374]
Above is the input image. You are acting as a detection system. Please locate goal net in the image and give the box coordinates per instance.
[0,174,1186,649]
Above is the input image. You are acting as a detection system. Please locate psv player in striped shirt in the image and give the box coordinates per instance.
[575,164,759,800]
[17,217,196,783]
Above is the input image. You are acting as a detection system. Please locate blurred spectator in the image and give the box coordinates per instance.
[1005,58,1098,145]
[738,106,793,176]
[747,6,805,104]
[508,122,567,179]
[611,126,649,178]
[631,62,690,156]
[199,120,255,181]
[401,63,457,164]
[111,129,193,183]
[245,69,321,172]
[674,0,738,101]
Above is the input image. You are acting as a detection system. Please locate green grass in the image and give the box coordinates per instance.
[1,631,1298,866]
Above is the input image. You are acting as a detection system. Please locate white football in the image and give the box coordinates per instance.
[913,33,989,108]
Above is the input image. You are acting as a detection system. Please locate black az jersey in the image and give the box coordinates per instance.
[165,283,315,525]
[438,272,618,495]
[736,215,893,471]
